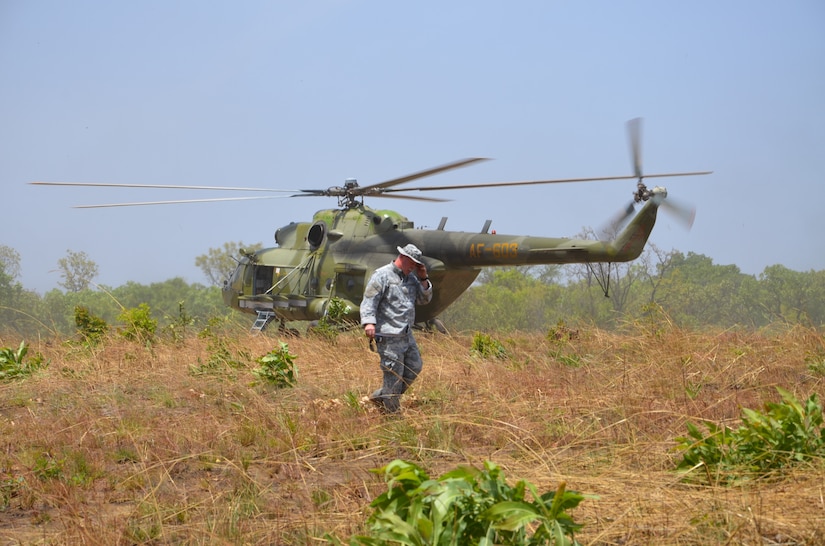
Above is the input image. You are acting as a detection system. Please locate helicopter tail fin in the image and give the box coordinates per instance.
[604,196,661,261]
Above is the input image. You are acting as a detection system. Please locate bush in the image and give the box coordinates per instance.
[310,297,353,343]
[332,459,586,545]
[675,387,825,483]
[253,342,297,387]
[74,305,109,345]
[0,341,47,381]
[471,332,508,359]
[117,303,157,344]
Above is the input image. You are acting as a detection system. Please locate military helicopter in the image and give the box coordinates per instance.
[32,119,710,331]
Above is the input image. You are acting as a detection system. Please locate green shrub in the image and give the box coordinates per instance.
[74,305,109,345]
[311,297,353,343]
[0,474,26,510]
[471,332,508,359]
[253,342,297,387]
[0,341,47,381]
[117,303,157,344]
[332,459,585,545]
[546,319,578,343]
[675,387,825,483]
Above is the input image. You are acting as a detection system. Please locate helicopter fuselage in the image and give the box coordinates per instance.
[221,197,661,324]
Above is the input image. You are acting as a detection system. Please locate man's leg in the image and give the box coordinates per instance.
[398,337,423,395]
[373,338,408,413]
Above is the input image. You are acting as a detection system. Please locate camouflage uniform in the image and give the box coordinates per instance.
[360,261,433,413]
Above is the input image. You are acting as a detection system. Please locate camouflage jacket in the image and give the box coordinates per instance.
[360,262,433,335]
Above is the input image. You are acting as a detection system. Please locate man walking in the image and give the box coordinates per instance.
[360,244,433,414]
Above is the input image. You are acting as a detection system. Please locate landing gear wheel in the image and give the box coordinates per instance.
[427,318,448,334]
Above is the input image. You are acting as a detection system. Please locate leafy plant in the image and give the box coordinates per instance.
[163,300,194,343]
[74,305,109,345]
[30,450,97,487]
[0,473,26,510]
[807,360,825,377]
[117,303,158,344]
[253,342,297,387]
[31,452,63,481]
[332,459,586,545]
[805,350,825,377]
[554,353,583,368]
[471,332,508,359]
[190,318,245,377]
[0,341,47,381]
[546,319,578,343]
[311,297,353,343]
[675,387,825,483]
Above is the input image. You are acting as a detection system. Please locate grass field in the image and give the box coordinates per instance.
[1,321,824,544]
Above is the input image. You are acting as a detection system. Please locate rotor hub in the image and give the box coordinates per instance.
[633,180,650,203]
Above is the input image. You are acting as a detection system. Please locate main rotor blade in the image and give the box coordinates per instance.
[627,117,643,179]
[30,181,300,192]
[632,171,713,179]
[369,193,450,203]
[358,157,490,192]
[380,170,712,193]
[72,195,304,208]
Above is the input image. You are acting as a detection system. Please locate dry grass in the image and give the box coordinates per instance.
[1,323,824,545]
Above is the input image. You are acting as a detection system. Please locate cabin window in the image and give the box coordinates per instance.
[254,266,274,295]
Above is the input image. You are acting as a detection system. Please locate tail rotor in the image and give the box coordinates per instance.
[599,118,698,240]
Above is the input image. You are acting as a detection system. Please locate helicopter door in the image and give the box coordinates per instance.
[253,265,275,295]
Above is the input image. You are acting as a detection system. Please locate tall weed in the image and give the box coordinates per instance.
[0,341,47,380]
[676,387,825,483]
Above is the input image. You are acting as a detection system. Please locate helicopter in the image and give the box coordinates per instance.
[31,119,711,332]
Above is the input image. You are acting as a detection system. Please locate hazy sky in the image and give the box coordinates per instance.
[3,1,824,294]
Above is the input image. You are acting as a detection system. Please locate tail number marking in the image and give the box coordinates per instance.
[469,243,519,259]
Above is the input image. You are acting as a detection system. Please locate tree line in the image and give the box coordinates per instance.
[441,244,825,332]
[0,244,238,338]
[1,242,823,338]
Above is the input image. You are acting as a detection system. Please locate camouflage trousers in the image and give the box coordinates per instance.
[370,333,423,414]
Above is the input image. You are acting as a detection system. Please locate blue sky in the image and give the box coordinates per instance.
[2,1,824,293]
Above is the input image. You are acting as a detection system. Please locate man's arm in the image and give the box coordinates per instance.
[415,266,433,305]
[360,273,384,338]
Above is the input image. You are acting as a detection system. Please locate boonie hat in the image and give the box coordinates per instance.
[397,244,423,264]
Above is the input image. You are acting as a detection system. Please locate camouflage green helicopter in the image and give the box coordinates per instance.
[32,119,710,331]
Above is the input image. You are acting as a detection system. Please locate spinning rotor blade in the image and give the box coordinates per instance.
[358,157,490,193]
[377,119,708,196]
[627,171,713,180]
[598,192,697,241]
[598,201,637,241]
[628,117,643,179]
[380,171,710,194]
[72,195,304,208]
[661,198,696,229]
[368,193,450,203]
[384,174,636,193]
[32,120,711,209]
[30,181,300,192]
